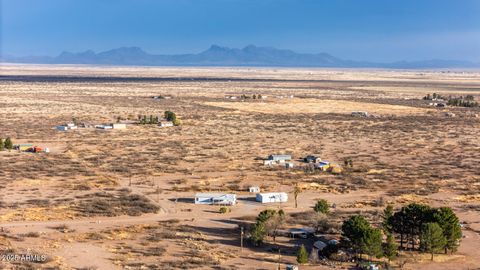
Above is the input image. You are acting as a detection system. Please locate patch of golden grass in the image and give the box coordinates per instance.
[454,194,480,203]
[204,99,429,115]
[0,205,76,222]
[395,194,430,204]
[367,169,386,175]
[414,252,465,263]
[297,182,339,193]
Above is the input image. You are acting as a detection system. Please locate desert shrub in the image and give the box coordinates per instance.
[313,199,330,214]
[76,192,159,217]
[297,245,308,264]
[219,206,230,214]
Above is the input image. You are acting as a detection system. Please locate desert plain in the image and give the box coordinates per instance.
[0,64,479,270]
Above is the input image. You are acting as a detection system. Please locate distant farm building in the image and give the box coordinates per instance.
[268,154,292,163]
[248,186,260,193]
[304,155,321,163]
[95,124,113,130]
[56,123,77,131]
[159,121,174,127]
[112,123,126,129]
[264,154,294,167]
[14,144,49,153]
[14,144,33,151]
[194,193,237,205]
[351,111,369,117]
[256,192,288,203]
[289,228,314,239]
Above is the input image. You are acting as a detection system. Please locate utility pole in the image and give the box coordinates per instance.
[240,226,244,252]
[174,183,178,213]
[277,248,281,270]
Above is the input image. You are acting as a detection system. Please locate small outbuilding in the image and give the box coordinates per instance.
[159,121,174,127]
[256,192,288,203]
[313,241,328,250]
[195,193,237,205]
[248,186,260,193]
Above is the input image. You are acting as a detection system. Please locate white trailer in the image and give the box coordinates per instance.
[112,123,127,129]
[195,193,237,205]
[256,192,288,203]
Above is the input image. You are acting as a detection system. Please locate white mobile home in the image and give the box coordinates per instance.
[268,154,292,163]
[256,192,288,203]
[112,123,126,129]
[195,193,237,205]
[95,124,113,130]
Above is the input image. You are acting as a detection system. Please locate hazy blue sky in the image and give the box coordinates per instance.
[1,0,479,62]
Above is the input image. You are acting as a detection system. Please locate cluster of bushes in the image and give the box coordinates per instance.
[164,111,181,126]
[237,94,263,100]
[447,98,478,107]
[0,137,13,151]
[342,203,462,262]
[423,93,478,107]
[138,115,160,125]
[137,111,181,125]
[248,200,461,265]
[423,93,445,100]
[387,203,462,256]
[76,191,159,217]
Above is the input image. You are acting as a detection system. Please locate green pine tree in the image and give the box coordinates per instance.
[420,222,447,261]
[382,204,394,233]
[433,207,462,253]
[0,138,4,151]
[296,244,308,264]
[341,215,371,257]
[4,137,13,150]
[362,228,383,259]
[384,233,398,262]
[250,222,266,246]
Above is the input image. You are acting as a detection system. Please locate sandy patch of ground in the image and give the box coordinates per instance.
[205,98,430,115]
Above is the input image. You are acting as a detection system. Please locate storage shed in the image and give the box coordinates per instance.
[256,192,288,203]
[248,186,260,193]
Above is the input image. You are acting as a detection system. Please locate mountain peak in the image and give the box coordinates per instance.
[107,46,147,54]
[4,45,477,68]
[206,44,230,52]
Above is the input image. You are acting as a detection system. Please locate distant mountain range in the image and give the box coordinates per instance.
[2,45,479,69]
